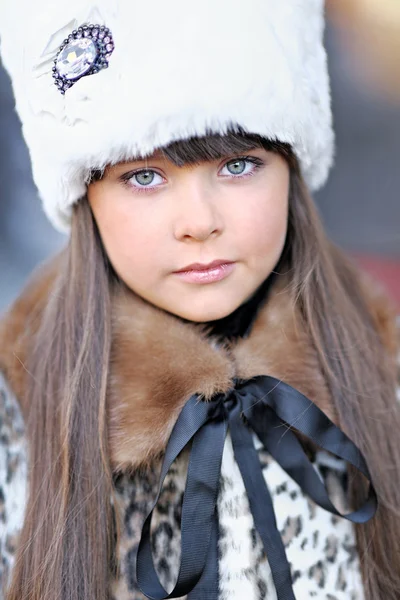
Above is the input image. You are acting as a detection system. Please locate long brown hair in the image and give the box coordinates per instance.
[6,131,400,599]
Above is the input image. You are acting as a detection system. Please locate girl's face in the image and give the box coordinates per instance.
[88,146,289,322]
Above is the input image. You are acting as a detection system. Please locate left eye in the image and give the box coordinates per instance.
[221,158,252,176]
[221,157,263,177]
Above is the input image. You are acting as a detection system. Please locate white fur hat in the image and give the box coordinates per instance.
[0,0,334,233]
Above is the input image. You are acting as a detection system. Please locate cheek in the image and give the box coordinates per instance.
[233,185,289,262]
[89,192,162,282]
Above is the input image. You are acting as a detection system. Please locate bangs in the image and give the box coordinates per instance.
[160,128,293,166]
[88,127,295,182]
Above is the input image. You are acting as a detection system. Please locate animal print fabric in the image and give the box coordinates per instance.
[0,373,27,598]
[110,434,364,600]
[0,373,365,600]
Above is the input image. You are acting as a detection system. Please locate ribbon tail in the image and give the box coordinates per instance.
[187,505,220,600]
[240,377,377,523]
[250,406,377,522]
[229,405,296,600]
[137,395,227,599]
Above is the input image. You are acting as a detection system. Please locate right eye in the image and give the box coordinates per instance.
[125,169,165,192]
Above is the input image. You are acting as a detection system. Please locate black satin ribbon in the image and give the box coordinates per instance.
[136,376,377,600]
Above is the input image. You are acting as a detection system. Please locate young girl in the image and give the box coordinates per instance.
[0,1,399,599]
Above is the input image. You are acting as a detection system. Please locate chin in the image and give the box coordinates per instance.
[173,301,241,323]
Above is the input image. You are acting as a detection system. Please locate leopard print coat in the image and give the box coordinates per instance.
[0,372,363,600]
[0,256,398,599]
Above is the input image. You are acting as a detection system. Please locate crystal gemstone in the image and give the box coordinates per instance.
[56,38,98,80]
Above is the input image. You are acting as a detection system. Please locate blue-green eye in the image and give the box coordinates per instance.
[120,155,265,194]
[220,156,264,178]
[128,169,164,190]
[225,159,247,175]
[135,170,156,186]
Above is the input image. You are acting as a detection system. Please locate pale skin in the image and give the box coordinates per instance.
[88,147,290,322]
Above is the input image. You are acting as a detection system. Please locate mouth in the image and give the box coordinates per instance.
[173,260,236,284]
[174,259,234,273]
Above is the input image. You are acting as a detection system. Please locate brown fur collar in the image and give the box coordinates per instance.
[0,254,397,472]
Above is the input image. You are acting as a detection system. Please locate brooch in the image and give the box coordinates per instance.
[52,24,114,95]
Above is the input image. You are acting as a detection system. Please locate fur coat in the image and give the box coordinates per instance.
[0,256,398,600]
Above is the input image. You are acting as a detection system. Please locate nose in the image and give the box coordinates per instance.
[173,179,224,242]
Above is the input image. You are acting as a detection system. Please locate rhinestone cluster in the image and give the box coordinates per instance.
[52,24,115,94]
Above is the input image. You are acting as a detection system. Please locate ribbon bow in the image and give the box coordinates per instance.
[136,376,377,600]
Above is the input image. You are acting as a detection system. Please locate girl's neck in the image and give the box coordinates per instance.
[203,270,278,342]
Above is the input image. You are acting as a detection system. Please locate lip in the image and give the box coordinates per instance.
[173,260,236,284]
[174,259,234,273]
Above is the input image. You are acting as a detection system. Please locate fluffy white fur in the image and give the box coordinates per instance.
[0,0,334,232]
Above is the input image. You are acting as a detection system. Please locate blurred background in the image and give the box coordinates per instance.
[0,0,399,312]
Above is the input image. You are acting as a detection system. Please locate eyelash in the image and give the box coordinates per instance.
[119,156,265,194]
